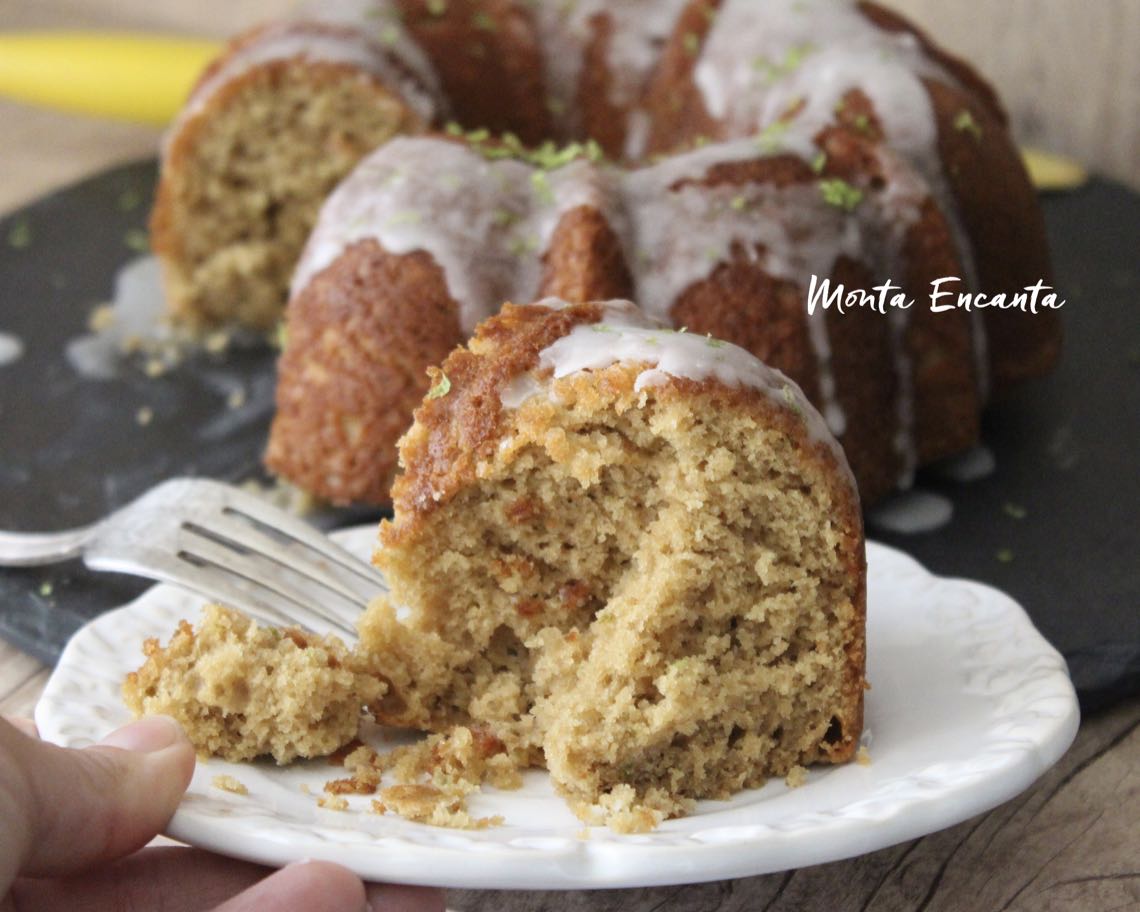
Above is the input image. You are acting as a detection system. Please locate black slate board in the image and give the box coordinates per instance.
[0,161,1137,711]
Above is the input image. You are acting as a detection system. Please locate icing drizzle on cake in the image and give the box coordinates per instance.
[500,298,856,487]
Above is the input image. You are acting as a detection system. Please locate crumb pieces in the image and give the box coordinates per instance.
[856,746,872,766]
[226,387,247,409]
[88,304,116,333]
[318,794,350,811]
[204,330,231,354]
[322,726,521,830]
[372,784,502,830]
[784,765,809,788]
[212,774,248,795]
[574,785,669,834]
[135,406,154,426]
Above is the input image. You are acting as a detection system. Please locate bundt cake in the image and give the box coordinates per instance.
[128,299,867,831]
[154,0,1059,505]
[268,132,976,506]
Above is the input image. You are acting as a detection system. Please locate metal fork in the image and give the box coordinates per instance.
[0,478,388,640]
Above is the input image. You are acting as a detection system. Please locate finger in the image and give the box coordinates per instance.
[1,714,195,879]
[10,847,448,912]
[10,846,275,912]
[1,716,38,739]
[366,882,448,912]
[211,860,369,912]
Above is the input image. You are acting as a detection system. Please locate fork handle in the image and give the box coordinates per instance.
[0,525,97,566]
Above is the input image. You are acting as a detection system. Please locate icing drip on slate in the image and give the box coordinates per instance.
[501,299,855,488]
[867,490,954,535]
[168,14,439,150]
[0,332,23,367]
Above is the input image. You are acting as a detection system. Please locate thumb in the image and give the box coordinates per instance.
[1,715,195,881]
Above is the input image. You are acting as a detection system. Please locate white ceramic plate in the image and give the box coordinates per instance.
[36,529,1079,890]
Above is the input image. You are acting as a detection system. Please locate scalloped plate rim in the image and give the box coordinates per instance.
[35,532,1079,890]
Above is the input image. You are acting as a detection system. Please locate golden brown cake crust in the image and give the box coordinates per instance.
[266,240,464,506]
[383,301,605,528]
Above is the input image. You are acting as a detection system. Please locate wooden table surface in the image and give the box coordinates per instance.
[2,2,1139,909]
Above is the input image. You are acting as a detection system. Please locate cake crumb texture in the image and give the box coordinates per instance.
[123,603,382,763]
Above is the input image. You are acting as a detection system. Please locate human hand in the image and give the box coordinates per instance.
[0,715,444,911]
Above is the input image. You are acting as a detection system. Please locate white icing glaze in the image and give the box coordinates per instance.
[293,0,441,100]
[295,134,947,466]
[292,139,623,334]
[0,332,23,366]
[501,299,854,488]
[167,16,439,153]
[529,0,693,136]
[868,490,954,535]
[694,0,946,165]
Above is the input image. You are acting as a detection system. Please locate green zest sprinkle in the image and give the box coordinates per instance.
[124,227,149,253]
[426,0,447,15]
[427,372,451,399]
[275,322,289,351]
[954,109,983,141]
[530,171,554,204]
[455,125,604,170]
[752,43,815,84]
[730,194,748,211]
[810,151,828,174]
[472,11,497,31]
[38,581,53,597]
[508,235,539,255]
[819,178,864,212]
[781,384,805,417]
[682,32,700,56]
[705,336,726,348]
[995,548,1014,564]
[591,323,617,333]
[491,207,518,227]
[380,24,400,45]
[117,187,143,212]
[852,113,872,134]
[755,120,789,153]
[386,210,422,226]
[1002,502,1028,520]
[7,218,31,249]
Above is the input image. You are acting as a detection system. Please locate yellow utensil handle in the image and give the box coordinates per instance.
[0,32,222,125]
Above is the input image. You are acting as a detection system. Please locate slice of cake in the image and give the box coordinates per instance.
[357,298,867,829]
